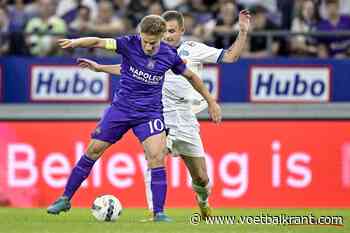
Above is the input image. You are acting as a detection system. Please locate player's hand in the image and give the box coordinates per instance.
[77,58,101,72]
[58,38,79,49]
[238,10,251,33]
[208,102,222,124]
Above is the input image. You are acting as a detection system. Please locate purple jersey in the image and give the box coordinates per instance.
[113,35,186,114]
[316,15,350,56]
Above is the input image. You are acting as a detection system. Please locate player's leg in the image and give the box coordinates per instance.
[133,118,171,222]
[180,154,212,218]
[144,145,169,215]
[62,139,111,200]
[144,134,213,218]
[143,132,168,217]
[166,111,212,218]
[47,139,111,214]
[47,105,129,215]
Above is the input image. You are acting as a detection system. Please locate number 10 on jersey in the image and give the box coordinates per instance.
[148,119,165,134]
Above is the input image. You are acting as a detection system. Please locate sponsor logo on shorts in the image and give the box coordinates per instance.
[94,127,101,135]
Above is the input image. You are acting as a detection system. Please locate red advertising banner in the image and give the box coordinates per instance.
[0,121,350,208]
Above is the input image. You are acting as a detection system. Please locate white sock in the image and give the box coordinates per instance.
[192,180,212,204]
[144,169,153,212]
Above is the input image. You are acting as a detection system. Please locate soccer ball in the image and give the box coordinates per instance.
[91,195,122,221]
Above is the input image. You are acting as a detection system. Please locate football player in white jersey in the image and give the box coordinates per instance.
[77,10,250,219]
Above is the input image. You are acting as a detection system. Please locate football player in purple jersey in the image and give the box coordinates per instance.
[47,15,221,222]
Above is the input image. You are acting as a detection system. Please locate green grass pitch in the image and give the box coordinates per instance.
[0,208,348,233]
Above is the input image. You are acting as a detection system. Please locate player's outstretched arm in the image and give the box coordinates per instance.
[222,10,251,63]
[182,68,222,123]
[77,58,121,75]
[58,37,116,50]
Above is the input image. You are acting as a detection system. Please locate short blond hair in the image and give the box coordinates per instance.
[140,15,166,36]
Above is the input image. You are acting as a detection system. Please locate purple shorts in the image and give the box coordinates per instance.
[91,104,165,143]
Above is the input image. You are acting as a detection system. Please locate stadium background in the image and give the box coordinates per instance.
[0,0,350,210]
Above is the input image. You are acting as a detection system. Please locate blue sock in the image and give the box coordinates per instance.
[151,167,167,215]
[63,155,96,200]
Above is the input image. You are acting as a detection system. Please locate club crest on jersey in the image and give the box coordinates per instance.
[147,59,156,69]
[179,49,190,56]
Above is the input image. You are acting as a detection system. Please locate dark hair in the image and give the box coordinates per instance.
[298,0,317,21]
[140,15,166,35]
[161,10,184,28]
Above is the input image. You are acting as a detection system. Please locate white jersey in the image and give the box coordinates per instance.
[162,41,224,113]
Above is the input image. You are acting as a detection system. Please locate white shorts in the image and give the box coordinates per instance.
[164,109,205,157]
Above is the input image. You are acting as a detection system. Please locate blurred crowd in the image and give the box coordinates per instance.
[0,0,350,58]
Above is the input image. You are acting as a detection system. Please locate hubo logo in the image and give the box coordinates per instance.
[30,65,110,102]
[202,65,220,100]
[250,65,331,102]
[189,64,220,104]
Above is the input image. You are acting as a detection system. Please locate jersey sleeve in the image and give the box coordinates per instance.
[189,41,225,63]
[171,53,187,75]
[115,35,131,56]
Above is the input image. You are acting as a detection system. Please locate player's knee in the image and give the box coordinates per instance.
[147,156,165,168]
[193,173,209,187]
[162,146,170,156]
[86,143,105,160]
[147,151,165,168]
